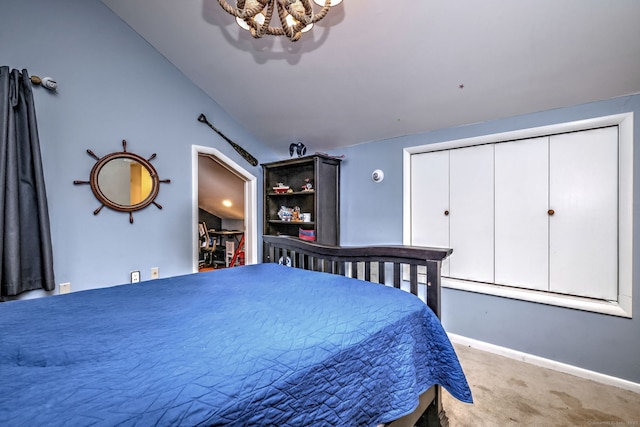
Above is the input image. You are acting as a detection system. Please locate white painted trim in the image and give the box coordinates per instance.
[404,112,634,317]
[443,278,630,318]
[618,113,634,316]
[448,333,640,394]
[404,113,633,155]
[191,145,258,272]
[402,149,413,248]
[192,147,200,272]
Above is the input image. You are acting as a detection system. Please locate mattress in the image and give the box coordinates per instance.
[0,263,471,426]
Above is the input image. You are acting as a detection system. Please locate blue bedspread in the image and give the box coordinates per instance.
[0,263,471,426]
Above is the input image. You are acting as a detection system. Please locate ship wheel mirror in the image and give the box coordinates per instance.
[74,139,171,223]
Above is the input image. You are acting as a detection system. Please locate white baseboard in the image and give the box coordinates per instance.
[448,333,640,394]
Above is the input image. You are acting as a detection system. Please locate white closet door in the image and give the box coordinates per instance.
[449,144,494,282]
[411,150,450,276]
[549,127,618,299]
[494,137,550,290]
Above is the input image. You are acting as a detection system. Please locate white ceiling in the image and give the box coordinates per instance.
[101,0,640,220]
[101,0,640,155]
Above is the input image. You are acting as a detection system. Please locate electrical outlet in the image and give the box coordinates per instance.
[151,267,159,280]
[131,271,140,284]
[59,282,71,295]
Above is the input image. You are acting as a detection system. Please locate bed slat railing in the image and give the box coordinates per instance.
[263,235,452,319]
[263,235,454,427]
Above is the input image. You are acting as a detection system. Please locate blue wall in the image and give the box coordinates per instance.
[341,94,640,383]
[0,0,277,294]
[2,0,638,385]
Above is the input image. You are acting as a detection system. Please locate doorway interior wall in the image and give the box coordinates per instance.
[192,145,258,272]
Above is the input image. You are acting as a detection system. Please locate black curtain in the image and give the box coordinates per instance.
[0,66,55,298]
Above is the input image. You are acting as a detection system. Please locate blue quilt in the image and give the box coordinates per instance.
[0,263,471,426]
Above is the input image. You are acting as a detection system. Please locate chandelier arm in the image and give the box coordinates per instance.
[241,0,286,38]
[222,0,285,38]
[282,0,312,24]
[255,0,276,37]
[277,1,296,39]
[283,0,331,25]
[309,1,331,23]
[217,0,269,18]
[248,22,287,36]
[277,1,304,40]
[286,0,313,31]
[266,27,287,36]
[217,0,240,16]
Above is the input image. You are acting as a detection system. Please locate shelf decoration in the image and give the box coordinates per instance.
[301,178,313,191]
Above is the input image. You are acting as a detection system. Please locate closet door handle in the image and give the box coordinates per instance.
[444,210,450,216]
[548,209,555,216]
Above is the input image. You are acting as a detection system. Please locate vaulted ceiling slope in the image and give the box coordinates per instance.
[101,0,640,153]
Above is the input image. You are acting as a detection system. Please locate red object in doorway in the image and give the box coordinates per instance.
[230,234,245,267]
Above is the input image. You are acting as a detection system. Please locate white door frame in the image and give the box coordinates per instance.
[192,145,258,272]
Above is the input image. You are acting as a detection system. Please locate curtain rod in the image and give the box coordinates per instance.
[30,75,57,91]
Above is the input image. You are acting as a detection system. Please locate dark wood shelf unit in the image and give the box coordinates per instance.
[262,154,341,248]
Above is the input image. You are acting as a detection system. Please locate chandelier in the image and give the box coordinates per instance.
[217,0,343,42]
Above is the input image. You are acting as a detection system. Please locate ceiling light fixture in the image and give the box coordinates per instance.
[218,0,343,42]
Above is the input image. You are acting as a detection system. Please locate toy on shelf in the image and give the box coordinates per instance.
[273,183,289,193]
[301,178,313,191]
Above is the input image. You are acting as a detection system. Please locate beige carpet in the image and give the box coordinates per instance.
[442,343,640,426]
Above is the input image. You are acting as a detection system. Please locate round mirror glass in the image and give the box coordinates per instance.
[97,157,154,206]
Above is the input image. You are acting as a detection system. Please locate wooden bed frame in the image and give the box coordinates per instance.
[263,235,453,427]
